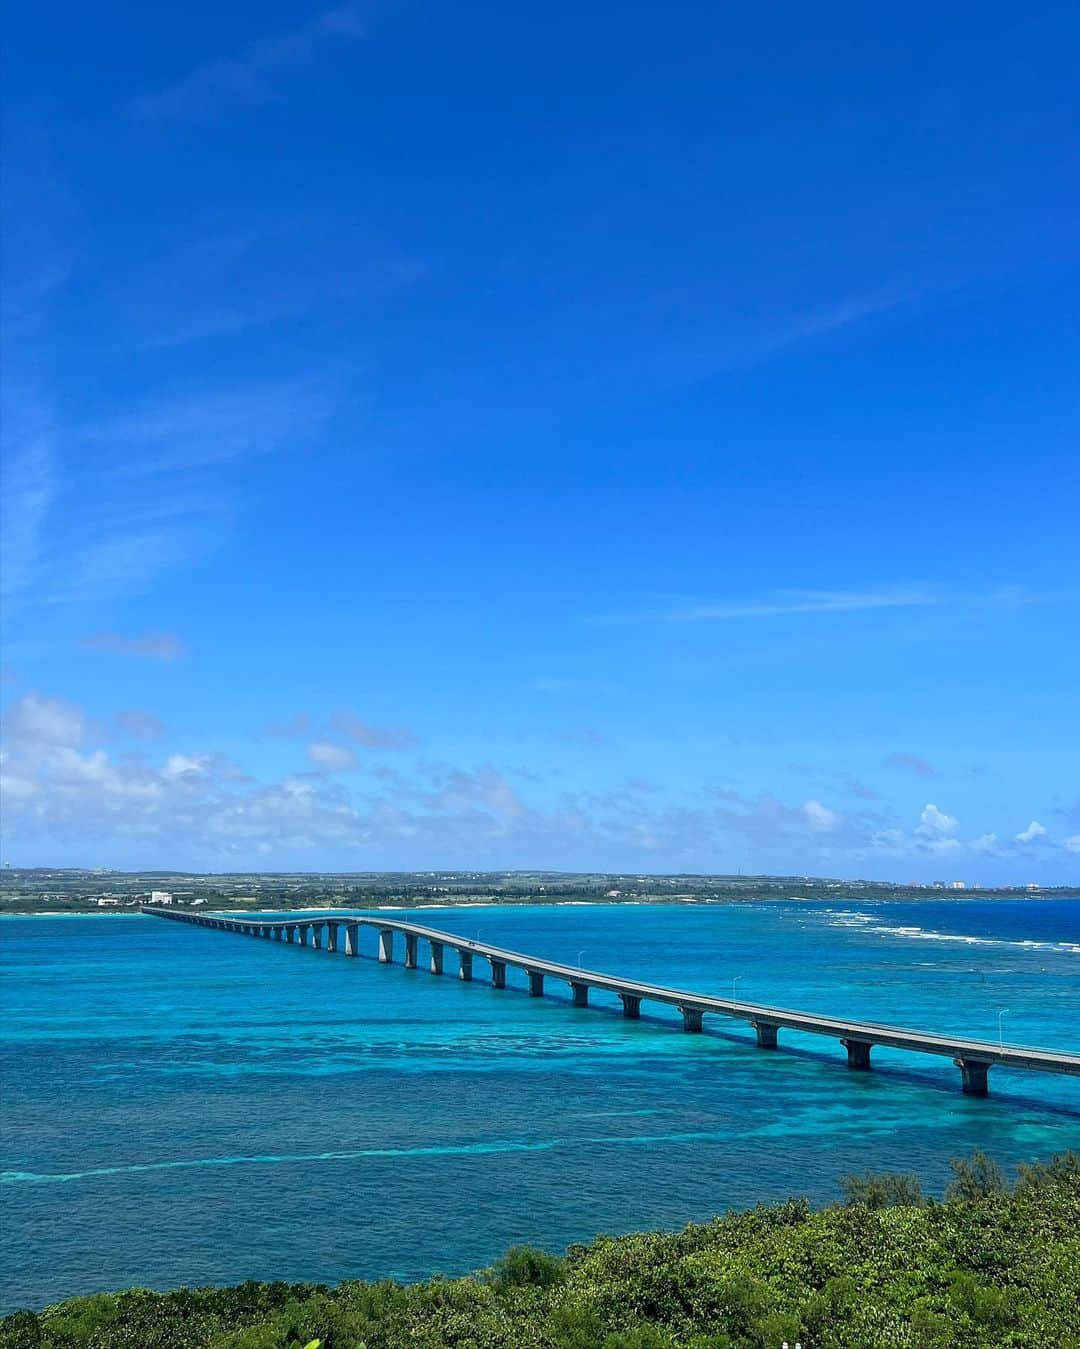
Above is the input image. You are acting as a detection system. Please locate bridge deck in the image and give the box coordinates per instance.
[143,908,1080,1087]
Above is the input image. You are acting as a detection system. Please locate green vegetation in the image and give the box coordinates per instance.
[4,1152,1078,1348]
[1,867,1066,915]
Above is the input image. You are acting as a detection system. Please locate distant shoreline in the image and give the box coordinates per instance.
[2,891,1075,919]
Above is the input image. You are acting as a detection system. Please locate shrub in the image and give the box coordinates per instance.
[840,1170,924,1209]
[945,1149,1007,1202]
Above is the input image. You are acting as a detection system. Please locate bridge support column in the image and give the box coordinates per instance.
[404,933,418,969]
[754,1020,779,1049]
[297,926,309,947]
[620,993,641,1019]
[680,1007,704,1033]
[490,960,506,988]
[311,924,322,949]
[378,929,393,963]
[346,924,361,957]
[430,941,444,975]
[458,950,473,980]
[528,970,544,997]
[285,925,296,943]
[956,1057,990,1096]
[326,922,339,953]
[571,982,589,1008]
[842,1038,873,1070]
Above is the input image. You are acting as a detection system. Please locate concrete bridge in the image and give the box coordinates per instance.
[143,907,1080,1097]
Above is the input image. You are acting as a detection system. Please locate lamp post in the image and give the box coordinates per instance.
[998,1008,1010,1049]
[577,949,587,969]
[732,975,743,1003]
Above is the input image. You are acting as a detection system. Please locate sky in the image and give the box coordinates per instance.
[2,1,1078,882]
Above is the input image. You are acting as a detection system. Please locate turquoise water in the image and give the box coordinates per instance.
[1,898,1078,1311]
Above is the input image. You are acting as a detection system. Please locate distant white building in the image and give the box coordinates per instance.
[96,896,120,906]
[950,881,966,890]
[150,890,173,905]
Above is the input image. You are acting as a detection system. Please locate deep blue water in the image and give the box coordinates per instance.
[1,897,1078,1312]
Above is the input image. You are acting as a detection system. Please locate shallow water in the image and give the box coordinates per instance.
[1,897,1078,1310]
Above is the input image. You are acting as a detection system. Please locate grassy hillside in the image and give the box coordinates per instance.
[3,1153,1078,1349]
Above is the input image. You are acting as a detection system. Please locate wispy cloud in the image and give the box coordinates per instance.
[0,405,55,612]
[599,586,939,625]
[114,709,166,740]
[596,584,1051,626]
[331,708,418,750]
[83,632,186,661]
[884,752,935,778]
[82,376,333,476]
[131,4,368,121]
[112,211,424,352]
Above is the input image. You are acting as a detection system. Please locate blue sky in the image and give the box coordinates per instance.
[2,0,1078,881]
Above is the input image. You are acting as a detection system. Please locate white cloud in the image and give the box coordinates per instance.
[307,740,357,772]
[164,754,209,778]
[1015,820,1048,845]
[1,690,1075,878]
[4,691,85,747]
[803,799,837,832]
[916,803,958,838]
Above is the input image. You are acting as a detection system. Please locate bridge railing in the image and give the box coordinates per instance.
[140,907,1080,1098]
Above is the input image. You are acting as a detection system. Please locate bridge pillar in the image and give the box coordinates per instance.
[285,925,296,944]
[346,924,361,957]
[311,924,323,949]
[680,1007,704,1033]
[326,922,339,953]
[378,929,393,963]
[297,926,309,947]
[842,1038,873,1070]
[490,960,506,988]
[956,1057,990,1096]
[430,941,444,975]
[457,949,473,980]
[404,933,418,969]
[754,1020,779,1049]
[620,993,642,1019]
[528,970,544,997]
[570,982,589,1008]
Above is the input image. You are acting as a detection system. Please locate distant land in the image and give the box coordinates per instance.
[0,868,1071,915]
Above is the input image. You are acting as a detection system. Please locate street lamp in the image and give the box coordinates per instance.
[577,949,587,968]
[732,975,743,1003]
[998,1008,1010,1049]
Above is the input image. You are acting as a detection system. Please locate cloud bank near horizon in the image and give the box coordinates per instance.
[2,690,1075,879]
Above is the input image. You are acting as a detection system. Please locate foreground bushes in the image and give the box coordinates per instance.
[3,1152,1078,1348]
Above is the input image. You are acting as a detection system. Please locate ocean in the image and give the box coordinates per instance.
[1,897,1077,1311]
